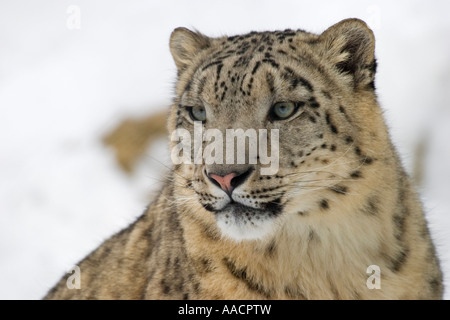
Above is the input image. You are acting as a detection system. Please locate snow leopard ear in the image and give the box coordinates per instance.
[170,27,211,73]
[319,18,377,90]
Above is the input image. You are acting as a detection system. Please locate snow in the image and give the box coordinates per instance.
[0,0,449,299]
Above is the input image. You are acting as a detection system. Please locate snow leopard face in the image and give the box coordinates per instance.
[169,19,378,240]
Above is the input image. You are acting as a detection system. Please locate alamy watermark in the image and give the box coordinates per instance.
[66,5,81,30]
[170,121,279,175]
[66,265,81,289]
[366,265,381,289]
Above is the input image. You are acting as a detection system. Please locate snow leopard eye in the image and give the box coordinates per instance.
[270,101,297,120]
[188,106,206,122]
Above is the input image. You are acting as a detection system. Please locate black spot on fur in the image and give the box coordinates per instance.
[144,221,155,238]
[308,228,318,242]
[306,38,320,45]
[263,198,283,216]
[284,286,307,299]
[202,60,223,71]
[265,73,275,93]
[161,279,171,295]
[325,112,338,134]
[350,171,362,178]
[195,257,214,274]
[364,196,379,216]
[429,277,442,294]
[197,220,220,241]
[281,67,313,92]
[389,246,409,273]
[262,58,280,69]
[297,101,306,108]
[345,136,354,144]
[165,256,171,268]
[184,80,192,92]
[251,61,261,75]
[330,185,348,195]
[223,257,271,298]
[265,240,276,257]
[320,199,329,210]
[393,213,406,241]
[308,97,320,108]
[369,59,378,73]
[193,281,200,293]
[392,185,410,242]
[366,60,378,90]
[339,105,353,124]
[322,90,331,99]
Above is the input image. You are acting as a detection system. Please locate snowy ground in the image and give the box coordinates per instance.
[0,0,449,299]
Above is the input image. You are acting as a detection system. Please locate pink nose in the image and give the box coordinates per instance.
[208,172,237,195]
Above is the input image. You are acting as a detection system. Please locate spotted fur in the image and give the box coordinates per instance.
[45,19,443,300]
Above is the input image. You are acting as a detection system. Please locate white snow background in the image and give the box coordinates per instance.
[0,0,449,300]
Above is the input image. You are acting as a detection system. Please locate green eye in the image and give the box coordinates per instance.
[271,101,297,120]
[189,106,206,122]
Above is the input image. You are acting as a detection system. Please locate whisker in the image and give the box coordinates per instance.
[141,151,193,182]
